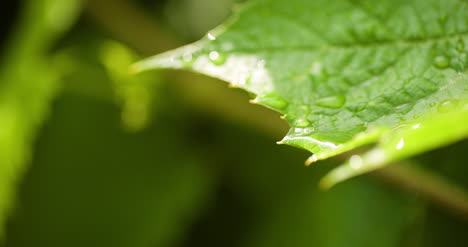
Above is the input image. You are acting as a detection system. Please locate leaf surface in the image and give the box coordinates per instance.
[136,0,468,183]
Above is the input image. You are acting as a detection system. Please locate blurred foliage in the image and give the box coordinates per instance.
[0,0,467,246]
[0,0,81,239]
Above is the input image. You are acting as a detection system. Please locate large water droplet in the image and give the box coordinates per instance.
[437,99,458,113]
[294,118,311,128]
[209,51,226,66]
[315,95,346,108]
[252,93,288,110]
[433,55,449,69]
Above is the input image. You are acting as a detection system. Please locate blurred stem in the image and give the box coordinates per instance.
[84,0,468,220]
[375,163,468,221]
[85,0,179,54]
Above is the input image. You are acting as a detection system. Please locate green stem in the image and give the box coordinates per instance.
[375,163,468,221]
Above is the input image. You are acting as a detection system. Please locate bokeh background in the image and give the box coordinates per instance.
[0,0,468,246]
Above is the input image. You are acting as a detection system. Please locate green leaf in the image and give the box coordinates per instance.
[136,0,468,183]
[0,0,81,239]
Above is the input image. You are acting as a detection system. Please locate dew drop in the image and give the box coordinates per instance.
[209,51,226,66]
[252,93,288,110]
[294,118,311,128]
[437,99,458,113]
[433,55,449,69]
[291,127,314,135]
[182,53,194,67]
[207,32,216,40]
[315,95,346,108]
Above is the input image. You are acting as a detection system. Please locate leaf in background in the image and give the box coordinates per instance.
[100,41,162,132]
[5,93,214,247]
[135,0,468,184]
[0,0,81,239]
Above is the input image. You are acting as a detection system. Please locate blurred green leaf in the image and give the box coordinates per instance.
[100,41,162,131]
[0,0,81,239]
[5,92,214,247]
[136,0,468,183]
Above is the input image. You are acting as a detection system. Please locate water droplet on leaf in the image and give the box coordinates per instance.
[315,95,346,108]
[433,55,449,69]
[209,51,226,66]
[182,53,194,67]
[294,118,311,128]
[252,93,288,110]
[437,99,458,113]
